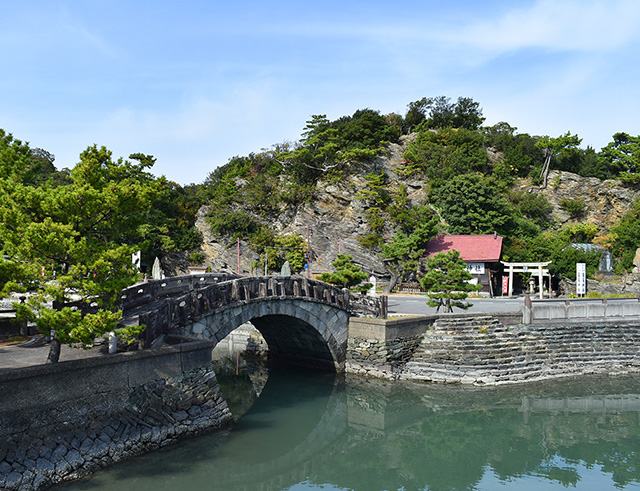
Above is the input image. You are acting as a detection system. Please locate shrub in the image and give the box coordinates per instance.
[559,198,587,218]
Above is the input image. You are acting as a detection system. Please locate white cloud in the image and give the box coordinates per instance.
[446,0,640,53]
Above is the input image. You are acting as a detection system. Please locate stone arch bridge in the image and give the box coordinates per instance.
[120,274,383,371]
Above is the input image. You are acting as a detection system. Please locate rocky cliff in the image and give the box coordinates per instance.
[195,139,639,277]
[520,170,640,230]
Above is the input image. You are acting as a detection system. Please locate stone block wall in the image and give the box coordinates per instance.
[0,342,232,490]
[346,316,430,378]
[347,314,640,385]
[402,316,640,385]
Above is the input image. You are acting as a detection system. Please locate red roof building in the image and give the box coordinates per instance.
[425,234,503,262]
[425,234,504,295]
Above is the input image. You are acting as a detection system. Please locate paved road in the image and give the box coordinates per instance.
[388,295,523,315]
[0,344,102,370]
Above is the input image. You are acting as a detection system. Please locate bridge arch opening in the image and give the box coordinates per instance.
[212,313,340,372]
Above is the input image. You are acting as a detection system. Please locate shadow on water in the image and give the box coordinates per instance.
[62,361,341,490]
[63,373,640,491]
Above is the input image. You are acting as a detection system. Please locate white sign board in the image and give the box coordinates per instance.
[466,262,485,275]
[576,262,586,295]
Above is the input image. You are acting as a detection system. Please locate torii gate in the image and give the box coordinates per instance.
[501,261,551,299]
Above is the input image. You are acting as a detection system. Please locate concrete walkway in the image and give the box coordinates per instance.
[0,343,103,370]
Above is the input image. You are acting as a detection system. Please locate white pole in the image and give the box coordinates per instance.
[538,265,544,299]
[508,265,514,297]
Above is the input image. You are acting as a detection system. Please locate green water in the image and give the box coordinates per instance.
[63,368,640,491]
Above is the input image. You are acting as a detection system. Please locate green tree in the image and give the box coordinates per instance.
[430,173,513,235]
[319,254,369,290]
[282,109,400,183]
[0,145,166,362]
[261,233,308,273]
[0,129,63,185]
[611,199,640,271]
[420,250,478,312]
[536,132,582,188]
[599,132,640,184]
[484,123,544,179]
[402,127,488,180]
[559,197,587,219]
[382,210,438,292]
[404,97,429,132]
[509,191,553,228]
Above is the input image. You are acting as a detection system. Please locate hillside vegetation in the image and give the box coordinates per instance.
[2,96,640,297]
[196,97,640,285]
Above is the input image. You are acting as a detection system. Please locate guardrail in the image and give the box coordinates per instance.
[524,296,640,323]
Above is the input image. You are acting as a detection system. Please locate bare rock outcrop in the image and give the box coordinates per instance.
[526,170,639,229]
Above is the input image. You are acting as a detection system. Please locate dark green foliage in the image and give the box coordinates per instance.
[484,123,544,179]
[420,251,479,312]
[261,234,308,273]
[559,198,587,218]
[611,200,640,271]
[382,209,438,292]
[405,96,485,132]
[319,254,369,290]
[283,110,400,184]
[509,191,553,228]
[402,128,489,180]
[504,225,602,280]
[599,132,640,184]
[0,143,187,358]
[357,172,392,208]
[430,173,513,235]
[0,130,62,185]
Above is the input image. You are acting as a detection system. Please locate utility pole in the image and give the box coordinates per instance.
[264,250,268,276]
[236,237,241,275]
[306,225,312,278]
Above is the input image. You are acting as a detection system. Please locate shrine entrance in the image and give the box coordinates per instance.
[501,261,551,299]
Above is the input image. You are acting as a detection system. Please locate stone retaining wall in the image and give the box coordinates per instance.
[347,315,640,385]
[0,342,231,490]
[403,316,640,384]
[346,316,430,378]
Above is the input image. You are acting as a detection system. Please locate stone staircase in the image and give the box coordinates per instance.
[401,315,640,385]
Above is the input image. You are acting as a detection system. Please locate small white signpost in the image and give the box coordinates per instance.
[576,262,586,296]
[368,275,377,297]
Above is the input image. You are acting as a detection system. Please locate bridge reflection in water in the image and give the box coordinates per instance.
[65,372,640,491]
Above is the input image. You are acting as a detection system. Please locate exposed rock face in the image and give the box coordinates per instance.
[524,170,640,229]
[195,136,425,276]
[195,144,638,278]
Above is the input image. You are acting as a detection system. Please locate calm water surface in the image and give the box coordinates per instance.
[63,363,640,491]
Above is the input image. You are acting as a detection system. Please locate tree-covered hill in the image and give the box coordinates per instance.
[2,96,640,299]
[195,97,640,286]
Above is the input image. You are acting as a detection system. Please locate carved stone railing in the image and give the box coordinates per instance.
[120,273,240,312]
[348,292,386,318]
[120,274,384,346]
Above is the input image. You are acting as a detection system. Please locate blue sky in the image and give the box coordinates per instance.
[2,0,640,184]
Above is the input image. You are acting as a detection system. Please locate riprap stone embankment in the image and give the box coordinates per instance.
[0,341,232,490]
